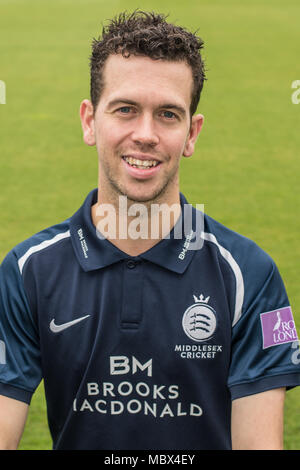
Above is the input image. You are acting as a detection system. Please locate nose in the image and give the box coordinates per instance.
[131,114,159,147]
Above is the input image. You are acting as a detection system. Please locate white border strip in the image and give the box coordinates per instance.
[18,230,70,274]
[201,232,244,326]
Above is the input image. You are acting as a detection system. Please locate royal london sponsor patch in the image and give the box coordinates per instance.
[260,306,298,349]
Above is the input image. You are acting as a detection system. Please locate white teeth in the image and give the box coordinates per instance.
[123,156,159,168]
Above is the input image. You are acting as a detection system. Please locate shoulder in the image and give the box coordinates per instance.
[202,212,275,276]
[1,219,71,276]
[199,212,280,326]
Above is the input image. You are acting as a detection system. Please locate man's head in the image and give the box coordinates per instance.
[80,11,205,206]
[89,10,206,117]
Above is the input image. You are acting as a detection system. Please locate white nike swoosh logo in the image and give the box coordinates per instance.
[49,315,90,333]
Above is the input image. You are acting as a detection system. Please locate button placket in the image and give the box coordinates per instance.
[121,259,143,328]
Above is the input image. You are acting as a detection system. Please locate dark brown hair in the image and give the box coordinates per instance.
[90,10,206,116]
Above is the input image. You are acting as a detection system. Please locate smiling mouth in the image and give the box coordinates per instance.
[122,156,160,169]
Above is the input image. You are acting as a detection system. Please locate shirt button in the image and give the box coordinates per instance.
[126,260,136,269]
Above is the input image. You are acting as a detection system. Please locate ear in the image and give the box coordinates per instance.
[79,99,96,146]
[183,114,204,157]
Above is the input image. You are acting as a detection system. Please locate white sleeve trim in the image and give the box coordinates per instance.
[201,231,244,326]
[18,230,71,274]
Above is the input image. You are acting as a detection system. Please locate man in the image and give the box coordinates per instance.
[0,11,299,450]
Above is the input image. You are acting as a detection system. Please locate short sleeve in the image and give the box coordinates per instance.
[0,250,42,404]
[228,250,300,400]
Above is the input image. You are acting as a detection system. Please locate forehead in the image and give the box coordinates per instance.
[100,54,193,109]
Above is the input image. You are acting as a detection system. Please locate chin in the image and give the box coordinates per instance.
[126,194,157,204]
[110,177,173,205]
[125,187,168,205]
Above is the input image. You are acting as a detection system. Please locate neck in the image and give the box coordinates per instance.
[91,190,182,256]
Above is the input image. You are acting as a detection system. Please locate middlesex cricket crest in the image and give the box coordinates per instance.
[182,294,217,342]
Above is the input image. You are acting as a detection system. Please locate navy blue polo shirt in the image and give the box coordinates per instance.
[0,188,300,450]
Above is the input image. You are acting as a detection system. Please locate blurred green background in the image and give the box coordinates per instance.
[0,0,299,450]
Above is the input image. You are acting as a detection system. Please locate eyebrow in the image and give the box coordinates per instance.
[106,98,187,116]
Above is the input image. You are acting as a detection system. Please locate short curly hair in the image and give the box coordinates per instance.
[90,10,206,116]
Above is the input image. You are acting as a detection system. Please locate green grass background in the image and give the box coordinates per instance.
[0,0,299,450]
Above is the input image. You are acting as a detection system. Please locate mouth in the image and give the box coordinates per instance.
[122,155,160,169]
[121,154,162,180]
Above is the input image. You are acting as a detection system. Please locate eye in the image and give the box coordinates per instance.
[161,110,177,120]
[118,106,133,114]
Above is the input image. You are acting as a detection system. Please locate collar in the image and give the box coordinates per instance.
[69,189,202,274]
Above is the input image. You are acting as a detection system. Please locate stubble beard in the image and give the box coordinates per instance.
[100,152,180,210]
